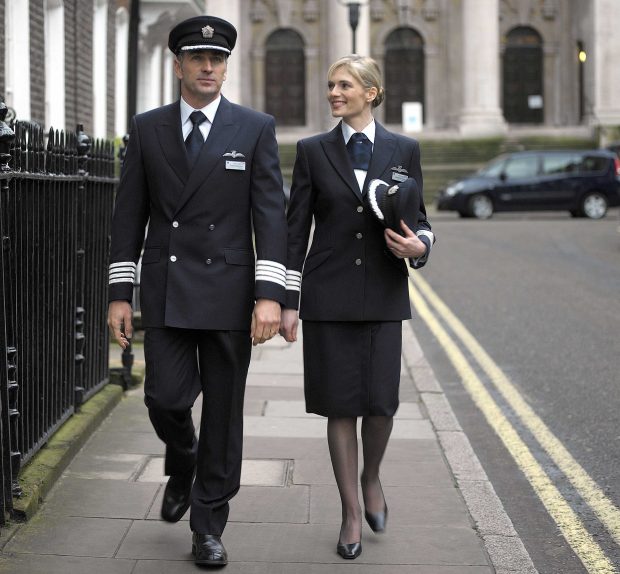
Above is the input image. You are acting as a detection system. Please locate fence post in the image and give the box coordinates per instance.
[74,125,91,409]
[0,101,19,522]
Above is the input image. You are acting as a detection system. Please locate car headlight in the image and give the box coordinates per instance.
[445,182,465,197]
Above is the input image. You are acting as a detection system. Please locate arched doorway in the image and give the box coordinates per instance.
[265,29,305,126]
[503,27,544,124]
[384,27,425,125]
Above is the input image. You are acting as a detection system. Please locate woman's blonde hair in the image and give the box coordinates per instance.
[328,55,385,108]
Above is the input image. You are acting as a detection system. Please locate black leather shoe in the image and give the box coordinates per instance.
[160,470,194,523]
[365,505,388,533]
[336,541,362,560]
[192,533,228,566]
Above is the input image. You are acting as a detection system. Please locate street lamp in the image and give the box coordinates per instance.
[337,1,365,54]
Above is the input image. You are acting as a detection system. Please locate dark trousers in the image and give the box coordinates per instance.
[143,327,251,535]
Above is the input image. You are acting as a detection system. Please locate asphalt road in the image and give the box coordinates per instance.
[411,208,620,574]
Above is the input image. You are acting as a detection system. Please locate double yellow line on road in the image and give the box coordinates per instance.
[409,272,620,574]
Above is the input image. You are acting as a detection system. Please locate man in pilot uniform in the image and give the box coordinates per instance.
[107,15,287,567]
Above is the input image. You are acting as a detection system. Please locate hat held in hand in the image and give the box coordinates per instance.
[367,178,421,235]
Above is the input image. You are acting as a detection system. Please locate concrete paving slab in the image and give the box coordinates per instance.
[223,523,488,565]
[137,456,290,487]
[248,361,304,375]
[115,520,193,560]
[243,416,434,439]
[145,485,310,523]
[245,386,303,402]
[131,560,492,573]
[244,399,266,416]
[0,554,136,574]
[84,430,164,456]
[246,373,304,388]
[117,520,487,566]
[40,477,160,519]
[4,515,132,557]
[263,401,422,420]
[309,484,471,528]
[65,452,146,480]
[244,437,330,461]
[293,458,455,487]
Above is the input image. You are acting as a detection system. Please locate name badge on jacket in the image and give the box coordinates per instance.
[226,160,246,171]
[224,150,246,171]
[391,165,408,183]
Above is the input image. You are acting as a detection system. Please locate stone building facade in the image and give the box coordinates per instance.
[136,0,620,140]
[2,0,119,138]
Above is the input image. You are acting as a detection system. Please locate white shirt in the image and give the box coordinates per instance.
[341,120,376,192]
[180,96,221,142]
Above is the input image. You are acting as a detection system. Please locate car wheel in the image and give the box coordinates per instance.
[468,194,493,219]
[581,192,608,219]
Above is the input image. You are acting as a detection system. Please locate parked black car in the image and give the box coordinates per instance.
[436,149,620,219]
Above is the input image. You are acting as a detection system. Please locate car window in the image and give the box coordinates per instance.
[542,154,580,175]
[578,155,609,173]
[478,158,506,177]
[503,156,539,179]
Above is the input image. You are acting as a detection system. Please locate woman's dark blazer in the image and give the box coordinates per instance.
[285,121,433,322]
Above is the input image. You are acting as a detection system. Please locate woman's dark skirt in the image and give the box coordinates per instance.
[302,320,402,417]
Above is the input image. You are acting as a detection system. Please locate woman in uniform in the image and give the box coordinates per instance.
[280,55,434,560]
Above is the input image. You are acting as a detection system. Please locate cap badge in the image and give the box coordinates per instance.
[202,25,215,39]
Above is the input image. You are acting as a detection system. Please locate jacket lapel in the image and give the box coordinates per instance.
[155,102,189,185]
[320,122,362,202]
[363,122,397,195]
[173,97,241,216]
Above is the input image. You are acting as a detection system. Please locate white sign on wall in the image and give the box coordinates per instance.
[402,102,423,132]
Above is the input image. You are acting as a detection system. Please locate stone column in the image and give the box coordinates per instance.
[458,0,506,135]
[590,0,620,127]
[205,0,242,105]
[325,2,371,130]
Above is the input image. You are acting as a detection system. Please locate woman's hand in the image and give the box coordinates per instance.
[384,220,427,259]
[279,308,299,342]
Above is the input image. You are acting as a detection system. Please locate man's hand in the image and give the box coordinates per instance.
[251,298,281,346]
[384,220,427,259]
[279,308,299,343]
[108,300,133,349]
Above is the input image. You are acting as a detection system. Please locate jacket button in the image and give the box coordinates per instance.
[355,258,362,265]
[205,258,212,265]
[172,221,179,228]
[170,255,177,262]
[208,224,215,231]
[357,206,363,213]
[356,232,363,239]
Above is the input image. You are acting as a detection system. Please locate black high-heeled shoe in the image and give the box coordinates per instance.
[365,505,388,533]
[361,474,388,533]
[336,541,362,559]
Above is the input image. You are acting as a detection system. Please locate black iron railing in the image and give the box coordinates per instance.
[0,102,117,525]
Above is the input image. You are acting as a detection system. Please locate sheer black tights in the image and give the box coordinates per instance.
[327,416,393,544]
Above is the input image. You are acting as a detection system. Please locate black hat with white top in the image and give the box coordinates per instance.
[168,16,237,55]
[367,177,421,235]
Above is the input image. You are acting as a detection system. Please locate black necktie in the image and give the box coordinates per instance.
[185,110,207,166]
[346,132,372,171]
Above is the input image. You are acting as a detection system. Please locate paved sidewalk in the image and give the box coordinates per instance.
[0,322,535,573]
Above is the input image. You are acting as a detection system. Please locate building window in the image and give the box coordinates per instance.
[503,27,544,124]
[384,27,424,125]
[265,29,305,126]
[45,0,65,131]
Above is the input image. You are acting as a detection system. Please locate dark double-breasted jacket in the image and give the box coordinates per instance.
[285,121,433,322]
[108,97,288,330]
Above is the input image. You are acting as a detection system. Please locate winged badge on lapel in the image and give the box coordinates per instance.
[223,150,246,171]
[391,165,409,183]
